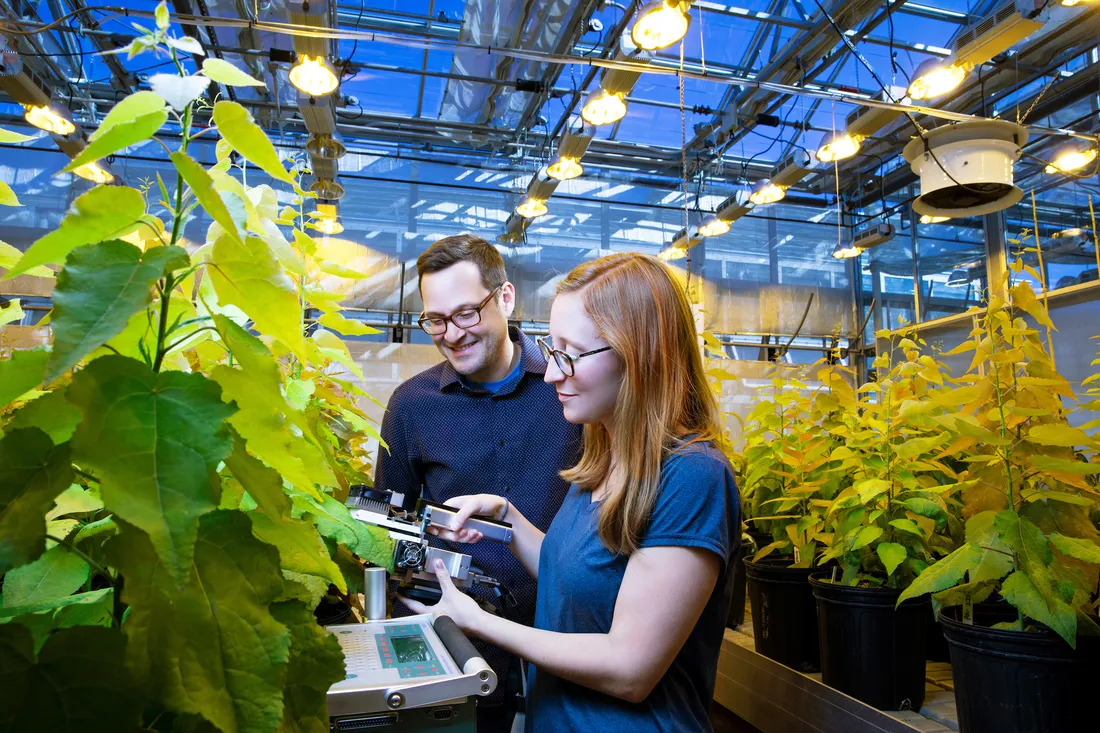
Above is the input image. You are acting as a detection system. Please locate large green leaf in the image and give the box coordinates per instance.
[212,102,294,185]
[270,601,346,733]
[212,318,333,495]
[896,543,981,606]
[901,497,948,530]
[68,356,235,585]
[0,240,53,278]
[4,389,82,444]
[222,438,344,592]
[0,624,142,732]
[63,92,168,173]
[1000,570,1077,646]
[171,152,243,244]
[1027,454,1100,475]
[0,429,73,575]
[108,513,290,733]
[1048,533,1100,564]
[0,588,112,620]
[964,511,1015,583]
[46,241,189,381]
[208,234,306,359]
[0,349,48,409]
[2,186,145,278]
[1,545,89,608]
[850,525,883,550]
[292,493,394,573]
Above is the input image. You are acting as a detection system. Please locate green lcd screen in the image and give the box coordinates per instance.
[390,635,431,663]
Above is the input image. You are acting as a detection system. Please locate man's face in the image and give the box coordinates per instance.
[419,261,515,378]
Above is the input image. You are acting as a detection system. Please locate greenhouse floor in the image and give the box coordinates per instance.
[714,603,959,733]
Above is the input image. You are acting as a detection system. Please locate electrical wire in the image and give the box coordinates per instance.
[343,1,366,80]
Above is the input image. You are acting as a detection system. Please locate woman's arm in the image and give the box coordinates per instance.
[427,494,545,579]
[404,544,720,703]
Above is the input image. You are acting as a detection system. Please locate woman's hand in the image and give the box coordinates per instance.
[399,559,486,635]
[425,494,506,543]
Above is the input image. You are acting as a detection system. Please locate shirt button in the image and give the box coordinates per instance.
[498,439,505,447]
[504,486,511,493]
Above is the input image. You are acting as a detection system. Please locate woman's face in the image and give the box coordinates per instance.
[544,291,623,427]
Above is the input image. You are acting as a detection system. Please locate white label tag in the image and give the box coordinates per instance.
[793,545,801,564]
[962,593,974,625]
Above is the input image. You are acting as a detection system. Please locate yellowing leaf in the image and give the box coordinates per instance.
[208,234,306,359]
[212,101,294,185]
[317,312,382,337]
[0,241,51,278]
[312,329,364,381]
[202,58,265,86]
[0,127,34,144]
[876,542,907,577]
[3,186,145,278]
[171,152,243,244]
[0,179,22,207]
[63,92,168,173]
[1027,424,1094,448]
[0,297,23,326]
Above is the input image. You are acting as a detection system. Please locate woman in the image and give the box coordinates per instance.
[403,252,740,732]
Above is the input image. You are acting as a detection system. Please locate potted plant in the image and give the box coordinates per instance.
[738,366,848,672]
[810,332,964,710]
[896,267,1100,733]
[0,6,392,729]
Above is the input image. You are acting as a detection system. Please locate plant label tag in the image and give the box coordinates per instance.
[962,593,974,625]
[793,546,801,564]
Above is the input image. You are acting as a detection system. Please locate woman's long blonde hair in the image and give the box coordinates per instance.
[558,252,723,555]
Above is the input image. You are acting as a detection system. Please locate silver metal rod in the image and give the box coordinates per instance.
[363,566,387,621]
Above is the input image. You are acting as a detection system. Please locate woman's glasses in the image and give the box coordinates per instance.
[537,336,611,377]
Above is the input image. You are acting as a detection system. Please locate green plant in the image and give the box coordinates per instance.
[817,334,964,588]
[739,367,848,567]
[897,266,1100,646]
[0,6,393,730]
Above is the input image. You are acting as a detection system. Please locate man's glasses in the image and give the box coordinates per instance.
[418,287,501,335]
[537,336,612,378]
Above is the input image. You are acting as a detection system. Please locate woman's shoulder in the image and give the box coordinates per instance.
[665,439,733,474]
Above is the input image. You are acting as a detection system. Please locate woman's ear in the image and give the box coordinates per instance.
[500,281,517,318]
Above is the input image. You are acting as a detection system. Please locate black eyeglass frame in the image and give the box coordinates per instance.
[537,335,612,377]
[418,286,501,335]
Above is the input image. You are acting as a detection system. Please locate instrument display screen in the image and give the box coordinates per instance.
[390,635,431,663]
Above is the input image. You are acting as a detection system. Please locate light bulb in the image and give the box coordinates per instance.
[816,132,863,163]
[314,217,344,235]
[1052,227,1087,239]
[631,2,691,51]
[832,243,863,259]
[516,197,548,218]
[749,181,786,206]
[547,156,584,181]
[1045,147,1097,174]
[581,90,627,126]
[73,161,114,184]
[907,61,967,100]
[945,268,969,286]
[1060,0,1091,6]
[698,217,730,237]
[920,214,951,224]
[658,245,687,261]
[289,55,339,96]
[24,103,75,135]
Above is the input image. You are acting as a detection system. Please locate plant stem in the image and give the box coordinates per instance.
[46,533,114,593]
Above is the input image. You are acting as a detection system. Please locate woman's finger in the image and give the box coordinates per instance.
[399,595,428,615]
[433,558,457,591]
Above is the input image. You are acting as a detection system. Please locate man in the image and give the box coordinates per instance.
[375,234,582,732]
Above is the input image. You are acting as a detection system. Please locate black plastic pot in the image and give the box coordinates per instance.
[940,607,1100,733]
[809,574,929,711]
[727,553,747,629]
[745,559,820,672]
[925,606,951,663]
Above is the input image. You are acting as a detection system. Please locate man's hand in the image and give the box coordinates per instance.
[399,559,487,635]
[426,494,506,543]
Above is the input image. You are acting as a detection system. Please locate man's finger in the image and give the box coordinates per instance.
[399,595,427,614]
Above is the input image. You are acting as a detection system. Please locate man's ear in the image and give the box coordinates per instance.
[499,281,517,318]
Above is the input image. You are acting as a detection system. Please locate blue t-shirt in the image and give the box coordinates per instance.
[462,351,524,394]
[527,441,740,733]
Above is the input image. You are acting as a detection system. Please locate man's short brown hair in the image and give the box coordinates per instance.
[417,234,507,293]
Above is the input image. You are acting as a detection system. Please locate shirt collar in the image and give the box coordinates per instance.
[439,326,545,393]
